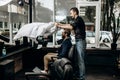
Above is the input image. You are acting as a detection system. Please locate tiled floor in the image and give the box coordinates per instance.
[15,66,120,80]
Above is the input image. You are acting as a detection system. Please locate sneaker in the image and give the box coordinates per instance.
[41,70,48,74]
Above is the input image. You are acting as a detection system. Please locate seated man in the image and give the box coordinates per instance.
[41,29,72,74]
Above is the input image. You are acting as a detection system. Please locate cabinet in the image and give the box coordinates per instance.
[8,53,23,73]
[0,47,32,73]
[0,59,14,80]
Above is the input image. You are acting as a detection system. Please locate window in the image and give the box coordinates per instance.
[0,22,2,28]
[4,22,8,28]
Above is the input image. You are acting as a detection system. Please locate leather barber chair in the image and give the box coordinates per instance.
[49,58,73,80]
[25,45,75,80]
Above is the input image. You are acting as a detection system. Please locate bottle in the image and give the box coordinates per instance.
[2,46,6,56]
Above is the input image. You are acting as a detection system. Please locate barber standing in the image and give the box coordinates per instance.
[55,7,86,80]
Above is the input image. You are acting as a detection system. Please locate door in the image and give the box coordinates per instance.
[77,1,101,48]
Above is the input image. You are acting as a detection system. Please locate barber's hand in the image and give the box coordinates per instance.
[55,22,59,26]
[55,22,61,28]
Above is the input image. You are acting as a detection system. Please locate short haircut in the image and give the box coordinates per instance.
[64,29,71,37]
[70,7,79,15]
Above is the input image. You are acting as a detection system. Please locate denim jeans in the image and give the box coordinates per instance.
[76,39,86,80]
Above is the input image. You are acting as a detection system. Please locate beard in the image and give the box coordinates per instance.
[62,35,65,39]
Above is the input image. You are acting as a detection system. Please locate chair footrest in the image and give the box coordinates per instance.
[25,72,49,76]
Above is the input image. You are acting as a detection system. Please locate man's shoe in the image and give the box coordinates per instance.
[41,70,48,74]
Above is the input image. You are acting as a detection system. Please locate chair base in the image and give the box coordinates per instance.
[25,72,50,80]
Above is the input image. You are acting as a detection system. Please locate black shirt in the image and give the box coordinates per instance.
[58,38,72,58]
[70,16,86,40]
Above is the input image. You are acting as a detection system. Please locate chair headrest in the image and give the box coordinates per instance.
[68,45,75,60]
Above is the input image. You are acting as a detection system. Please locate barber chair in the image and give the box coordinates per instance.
[36,36,48,47]
[25,45,75,80]
[49,58,73,80]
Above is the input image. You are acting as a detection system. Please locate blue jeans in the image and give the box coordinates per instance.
[76,39,86,80]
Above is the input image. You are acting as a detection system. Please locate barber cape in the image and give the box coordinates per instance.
[0,0,12,6]
[13,22,57,40]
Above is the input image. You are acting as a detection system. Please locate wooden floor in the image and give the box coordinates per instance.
[15,66,120,80]
[86,66,120,80]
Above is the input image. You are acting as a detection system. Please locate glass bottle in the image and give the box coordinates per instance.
[2,46,6,56]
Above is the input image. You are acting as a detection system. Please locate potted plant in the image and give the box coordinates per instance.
[110,13,120,50]
[108,0,120,50]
